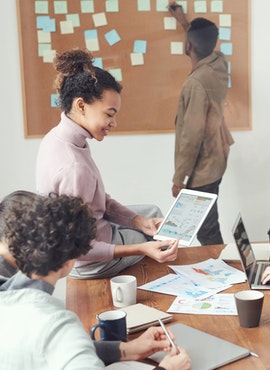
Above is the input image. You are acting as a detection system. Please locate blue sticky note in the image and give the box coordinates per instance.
[219,27,231,41]
[93,57,103,68]
[156,0,168,12]
[105,29,121,46]
[220,42,232,55]
[36,15,50,29]
[84,29,98,40]
[134,40,147,54]
[51,94,59,107]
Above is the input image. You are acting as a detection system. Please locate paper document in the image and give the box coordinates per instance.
[169,258,246,289]
[138,273,223,300]
[168,293,237,315]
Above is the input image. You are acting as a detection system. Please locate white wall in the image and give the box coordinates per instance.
[1,0,270,247]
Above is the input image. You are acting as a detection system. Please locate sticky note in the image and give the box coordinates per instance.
[93,57,103,69]
[175,1,187,13]
[134,40,147,54]
[51,94,59,107]
[137,0,151,11]
[43,49,56,63]
[194,1,207,13]
[66,14,80,27]
[37,30,51,43]
[220,42,233,55]
[227,61,231,74]
[92,12,107,27]
[60,20,74,34]
[106,0,119,12]
[38,43,51,57]
[105,29,121,46]
[228,75,232,88]
[81,0,94,13]
[54,1,68,14]
[35,1,49,14]
[84,29,99,51]
[219,27,231,41]
[164,17,177,30]
[85,39,100,51]
[219,14,231,27]
[211,0,223,13]
[156,0,168,12]
[109,68,123,81]
[171,41,183,55]
[130,53,144,66]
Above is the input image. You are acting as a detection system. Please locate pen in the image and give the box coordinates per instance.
[250,351,259,358]
[158,319,180,354]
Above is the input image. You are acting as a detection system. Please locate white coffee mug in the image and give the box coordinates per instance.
[110,275,137,307]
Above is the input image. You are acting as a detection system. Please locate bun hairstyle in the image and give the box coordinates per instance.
[53,48,122,113]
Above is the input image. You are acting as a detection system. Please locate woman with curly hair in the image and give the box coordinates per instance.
[36,49,178,279]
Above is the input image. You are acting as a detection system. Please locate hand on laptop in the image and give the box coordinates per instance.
[261,266,270,285]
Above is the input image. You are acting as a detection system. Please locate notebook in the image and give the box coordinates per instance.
[150,323,250,370]
[232,214,270,290]
[118,303,172,334]
[154,189,217,246]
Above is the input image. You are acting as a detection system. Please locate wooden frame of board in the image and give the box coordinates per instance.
[17,0,251,138]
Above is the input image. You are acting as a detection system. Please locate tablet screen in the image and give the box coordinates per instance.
[154,190,217,246]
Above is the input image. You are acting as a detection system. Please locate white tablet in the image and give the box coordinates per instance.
[154,189,217,246]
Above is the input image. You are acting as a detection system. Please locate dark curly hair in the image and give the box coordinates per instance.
[54,49,122,113]
[0,190,39,241]
[3,194,96,277]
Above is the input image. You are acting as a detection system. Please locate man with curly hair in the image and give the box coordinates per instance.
[0,192,190,370]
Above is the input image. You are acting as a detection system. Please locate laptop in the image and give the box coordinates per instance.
[150,323,250,370]
[232,213,270,289]
[154,189,217,246]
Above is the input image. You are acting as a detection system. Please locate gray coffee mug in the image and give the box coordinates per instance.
[90,310,127,341]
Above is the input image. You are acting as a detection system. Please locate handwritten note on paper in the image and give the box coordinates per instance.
[168,293,237,315]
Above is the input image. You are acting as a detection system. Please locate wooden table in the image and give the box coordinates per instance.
[66,245,270,369]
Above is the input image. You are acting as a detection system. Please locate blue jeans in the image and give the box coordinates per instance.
[189,179,224,246]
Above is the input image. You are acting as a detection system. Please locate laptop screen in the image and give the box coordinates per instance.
[232,214,256,272]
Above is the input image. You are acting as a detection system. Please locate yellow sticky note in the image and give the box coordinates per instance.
[92,12,107,27]
[164,17,177,30]
[43,49,56,63]
[37,30,51,43]
[60,20,74,34]
[85,38,100,51]
[219,14,231,27]
[171,41,183,55]
[130,53,144,66]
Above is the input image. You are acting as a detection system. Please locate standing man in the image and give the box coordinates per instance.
[168,2,234,245]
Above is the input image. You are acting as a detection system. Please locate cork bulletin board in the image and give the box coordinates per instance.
[17,0,251,138]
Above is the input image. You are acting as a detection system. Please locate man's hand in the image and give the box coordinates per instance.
[172,184,185,198]
[168,2,190,31]
[119,326,176,361]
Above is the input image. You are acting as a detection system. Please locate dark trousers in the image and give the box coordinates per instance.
[189,179,224,246]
